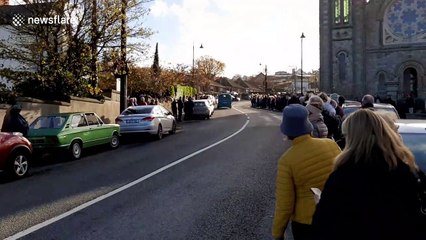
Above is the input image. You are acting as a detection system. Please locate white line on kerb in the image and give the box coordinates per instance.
[6,109,249,240]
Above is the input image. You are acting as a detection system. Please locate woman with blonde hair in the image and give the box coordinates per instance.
[312,109,425,240]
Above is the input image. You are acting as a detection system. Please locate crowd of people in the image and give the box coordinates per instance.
[127,95,201,121]
[272,92,426,240]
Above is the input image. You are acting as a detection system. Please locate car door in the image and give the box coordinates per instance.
[84,113,104,146]
[69,113,92,147]
[157,106,172,131]
[95,114,113,144]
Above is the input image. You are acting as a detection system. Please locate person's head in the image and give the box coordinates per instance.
[10,104,22,114]
[318,92,329,103]
[280,104,313,139]
[307,95,324,111]
[336,109,417,172]
[338,95,345,105]
[361,94,375,108]
[330,93,339,102]
[377,112,399,132]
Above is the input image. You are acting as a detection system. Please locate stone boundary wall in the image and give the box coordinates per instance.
[0,91,175,128]
[0,93,120,127]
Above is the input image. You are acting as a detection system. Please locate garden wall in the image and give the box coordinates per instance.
[0,91,120,127]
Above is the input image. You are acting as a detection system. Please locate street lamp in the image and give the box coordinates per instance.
[192,43,204,92]
[259,63,267,93]
[300,32,305,95]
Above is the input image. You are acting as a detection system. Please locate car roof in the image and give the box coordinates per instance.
[373,103,395,108]
[396,119,426,134]
[127,105,155,109]
[38,112,85,117]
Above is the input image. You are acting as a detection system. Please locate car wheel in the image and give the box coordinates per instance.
[8,150,30,179]
[156,124,163,140]
[169,121,176,134]
[70,140,82,159]
[110,133,120,149]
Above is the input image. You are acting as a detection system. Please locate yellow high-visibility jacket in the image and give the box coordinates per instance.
[272,134,341,238]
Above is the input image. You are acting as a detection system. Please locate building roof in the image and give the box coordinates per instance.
[218,77,246,90]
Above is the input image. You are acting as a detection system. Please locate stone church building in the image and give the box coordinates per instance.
[320,0,426,101]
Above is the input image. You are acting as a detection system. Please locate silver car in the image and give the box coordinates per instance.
[342,102,400,119]
[396,119,426,171]
[115,105,176,140]
[192,100,214,119]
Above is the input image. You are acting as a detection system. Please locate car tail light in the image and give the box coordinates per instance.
[115,117,123,124]
[142,116,155,121]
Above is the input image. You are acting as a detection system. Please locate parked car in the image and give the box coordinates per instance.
[115,105,176,139]
[342,102,399,119]
[199,95,217,107]
[0,132,32,178]
[217,93,232,109]
[396,119,426,171]
[192,100,214,119]
[27,112,120,159]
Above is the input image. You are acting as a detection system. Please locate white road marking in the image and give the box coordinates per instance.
[5,109,250,240]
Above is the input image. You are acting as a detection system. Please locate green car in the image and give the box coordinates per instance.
[28,112,120,159]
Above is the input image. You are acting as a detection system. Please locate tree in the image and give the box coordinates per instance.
[196,56,225,91]
[0,0,153,101]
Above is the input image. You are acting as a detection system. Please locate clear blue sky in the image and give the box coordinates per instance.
[143,0,320,78]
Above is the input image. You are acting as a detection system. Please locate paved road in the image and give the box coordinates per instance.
[0,101,291,240]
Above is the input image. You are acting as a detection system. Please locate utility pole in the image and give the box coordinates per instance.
[264,65,268,94]
[119,0,128,113]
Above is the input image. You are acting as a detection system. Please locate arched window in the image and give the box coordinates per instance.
[338,52,347,82]
[335,0,351,24]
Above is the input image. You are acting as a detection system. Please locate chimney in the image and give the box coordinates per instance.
[0,0,9,6]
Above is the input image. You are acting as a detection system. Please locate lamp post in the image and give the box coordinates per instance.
[259,63,268,93]
[300,32,305,95]
[192,43,204,93]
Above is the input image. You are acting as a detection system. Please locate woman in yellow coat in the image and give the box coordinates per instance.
[272,104,341,240]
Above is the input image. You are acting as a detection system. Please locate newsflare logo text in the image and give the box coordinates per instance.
[12,14,70,27]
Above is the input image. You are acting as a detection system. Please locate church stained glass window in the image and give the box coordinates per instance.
[335,0,341,24]
[335,0,351,24]
[343,0,350,23]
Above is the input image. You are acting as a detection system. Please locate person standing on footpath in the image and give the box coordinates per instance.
[171,99,177,118]
[272,104,341,240]
[312,109,425,240]
[177,97,183,122]
[1,104,29,137]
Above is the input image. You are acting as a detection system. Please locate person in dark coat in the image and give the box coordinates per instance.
[312,109,425,240]
[1,104,29,136]
[171,99,178,118]
[288,95,300,105]
[185,97,194,120]
[177,97,183,121]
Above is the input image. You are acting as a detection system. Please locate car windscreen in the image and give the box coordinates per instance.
[194,102,206,107]
[30,116,67,129]
[400,133,426,171]
[121,107,153,115]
